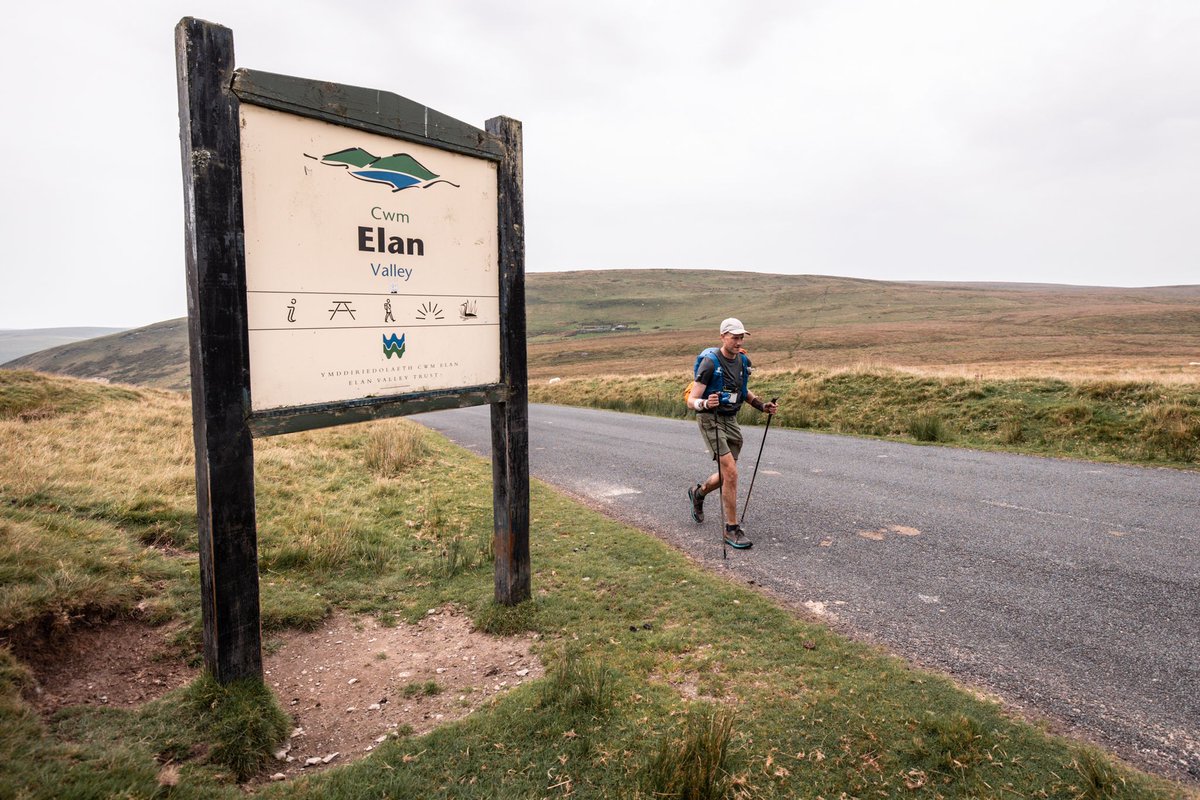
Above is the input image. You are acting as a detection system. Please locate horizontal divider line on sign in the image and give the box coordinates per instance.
[248,323,501,332]
[248,290,501,298]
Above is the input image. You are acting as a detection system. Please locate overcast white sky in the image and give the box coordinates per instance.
[2,1,1197,328]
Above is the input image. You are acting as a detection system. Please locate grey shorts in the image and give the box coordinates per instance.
[697,413,742,461]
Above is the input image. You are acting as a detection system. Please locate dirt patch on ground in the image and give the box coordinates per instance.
[263,607,542,780]
[18,606,542,783]
[21,619,196,711]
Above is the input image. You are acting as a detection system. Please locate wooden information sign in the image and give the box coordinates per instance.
[175,17,529,683]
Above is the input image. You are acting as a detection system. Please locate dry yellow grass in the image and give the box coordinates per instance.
[1,384,195,514]
[363,419,433,477]
[530,324,1200,386]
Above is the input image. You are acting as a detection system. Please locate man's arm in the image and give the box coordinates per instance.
[687,381,719,412]
[746,390,778,415]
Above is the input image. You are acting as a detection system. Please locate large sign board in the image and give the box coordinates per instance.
[176,17,529,684]
[240,105,500,411]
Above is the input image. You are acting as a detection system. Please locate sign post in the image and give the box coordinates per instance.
[175,17,528,683]
[487,117,530,605]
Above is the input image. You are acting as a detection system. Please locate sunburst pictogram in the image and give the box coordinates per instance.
[416,302,444,320]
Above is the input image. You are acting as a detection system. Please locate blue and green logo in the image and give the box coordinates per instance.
[383,332,406,359]
[312,148,458,193]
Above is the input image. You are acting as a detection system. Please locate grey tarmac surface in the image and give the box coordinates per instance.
[416,403,1199,784]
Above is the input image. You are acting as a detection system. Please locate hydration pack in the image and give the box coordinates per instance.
[689,347,751,410]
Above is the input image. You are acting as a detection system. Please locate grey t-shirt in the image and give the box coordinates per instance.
[695,349,749,416]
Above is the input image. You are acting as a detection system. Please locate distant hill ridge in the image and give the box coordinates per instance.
[3,319,190,390]
[0,327,126,365]
[5,270,1199,389]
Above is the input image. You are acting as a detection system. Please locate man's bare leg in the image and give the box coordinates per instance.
[701,452,739,524]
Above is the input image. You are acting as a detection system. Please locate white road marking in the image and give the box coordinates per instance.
[586,483,643,499]
[981,499,1082,521]
[982,501,1155,537]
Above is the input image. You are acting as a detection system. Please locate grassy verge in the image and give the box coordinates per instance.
[0,369,1192,798]
[529,366,1200,467]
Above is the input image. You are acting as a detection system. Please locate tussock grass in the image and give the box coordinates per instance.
[1140,403,1200,462]
[364,418,432,476]
[0,370,1189,798]
[438,531,492,578]
[999,416,1026,444]
[642,704,738,800]
[530,367,1200,467]
[1075,745,1133,800]
[908,413,951,442]
[539,646,617,717]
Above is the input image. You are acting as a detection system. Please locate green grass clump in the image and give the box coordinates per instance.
[183,673,290,781]
[401,680,442,698]
[906,712,990,778]
[473,598,539,635]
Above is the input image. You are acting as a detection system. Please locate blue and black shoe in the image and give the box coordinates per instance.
[688,484,705,523]
[724,524,752,550]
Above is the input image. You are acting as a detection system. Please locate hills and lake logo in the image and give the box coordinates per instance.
[382,332,406,359]
[310,148,459,193]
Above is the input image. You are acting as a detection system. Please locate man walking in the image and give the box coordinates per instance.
[686,318,778,550]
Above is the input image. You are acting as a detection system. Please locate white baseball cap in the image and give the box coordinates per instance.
[719,317,749,335]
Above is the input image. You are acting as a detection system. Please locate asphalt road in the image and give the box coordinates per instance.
[416,403,1200,783]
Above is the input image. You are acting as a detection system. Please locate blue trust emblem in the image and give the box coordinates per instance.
[382,333,406,359]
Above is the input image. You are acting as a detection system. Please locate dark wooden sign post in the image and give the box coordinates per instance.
[176,17,528,684]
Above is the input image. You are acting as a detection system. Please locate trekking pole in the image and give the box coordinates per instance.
[739,398,778,526]
[710,397,728,561]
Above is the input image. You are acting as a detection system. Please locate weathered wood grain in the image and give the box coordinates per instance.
[175,17,263,683]
[232,69,504,161]
[487,116,530,606]
[249,384,508,437]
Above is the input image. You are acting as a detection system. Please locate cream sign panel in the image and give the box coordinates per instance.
[239,104,500,411]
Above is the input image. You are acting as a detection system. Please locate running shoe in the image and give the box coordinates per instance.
[688,484,705,523]
[724,525,752,549]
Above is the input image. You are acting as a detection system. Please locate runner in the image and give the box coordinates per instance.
[685,318,778,550]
